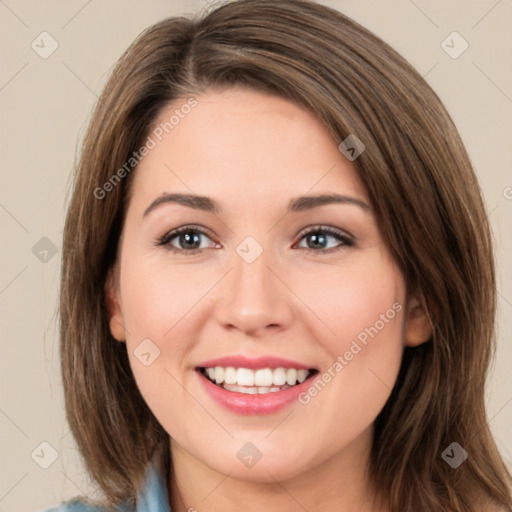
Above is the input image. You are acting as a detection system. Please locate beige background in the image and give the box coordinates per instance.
[0,1,511,511]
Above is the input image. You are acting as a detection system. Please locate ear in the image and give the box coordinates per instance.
[404,293,433,347]
[105,265,126,342]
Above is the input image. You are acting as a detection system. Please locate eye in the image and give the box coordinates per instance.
[294,225,354,253]
[156,224,354,254]
[156,225,217,253]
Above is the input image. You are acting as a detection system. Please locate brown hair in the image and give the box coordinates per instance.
[59,0,512,510]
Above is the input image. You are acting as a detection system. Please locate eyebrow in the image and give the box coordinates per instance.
[143,192,372,217]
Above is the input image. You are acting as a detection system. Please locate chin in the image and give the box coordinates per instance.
[189,436,321,483]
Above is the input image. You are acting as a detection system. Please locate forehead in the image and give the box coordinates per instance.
[130,88,369,211]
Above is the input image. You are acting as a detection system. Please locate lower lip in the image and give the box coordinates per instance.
[196,370,316,415]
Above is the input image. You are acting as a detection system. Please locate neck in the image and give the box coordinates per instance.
[168,426,388,512]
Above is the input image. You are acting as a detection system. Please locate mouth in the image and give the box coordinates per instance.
[194,357,319,415]
[197,366,319,395]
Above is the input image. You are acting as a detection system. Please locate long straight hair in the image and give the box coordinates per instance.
[59,0,512,510]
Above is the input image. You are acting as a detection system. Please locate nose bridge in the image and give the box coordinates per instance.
[234,239,273,300]
[215,236,293,335]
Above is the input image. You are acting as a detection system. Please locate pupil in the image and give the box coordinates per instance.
[309,233,326,249]
[181,232,200,248]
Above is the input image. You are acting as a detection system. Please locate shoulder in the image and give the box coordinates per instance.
[38,500,104,511]
[38,448,169,512]
[37,498,123,511]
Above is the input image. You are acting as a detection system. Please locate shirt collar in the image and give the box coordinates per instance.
[134,449,171,512]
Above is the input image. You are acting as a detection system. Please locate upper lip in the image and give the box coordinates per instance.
[196,355,316,370]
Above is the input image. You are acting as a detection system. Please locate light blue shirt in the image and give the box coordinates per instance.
[40,459,171,512]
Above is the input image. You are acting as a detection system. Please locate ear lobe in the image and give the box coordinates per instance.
[105,266,126,342]
[404,293,433,347]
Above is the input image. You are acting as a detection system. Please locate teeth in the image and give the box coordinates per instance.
[206,366,312,388]
[297,369,309,383]
[272,367,287,386]
[254,368,273,387]
[286,368,297,386]
[223,383,292,394]
[224,367,237,385]
[214,366,225,384]
[236,367,254,386]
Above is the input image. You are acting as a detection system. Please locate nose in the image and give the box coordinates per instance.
[214,246,294,337]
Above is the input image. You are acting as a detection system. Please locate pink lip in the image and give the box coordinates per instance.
[196,355,314,370]
[196,370,317,415]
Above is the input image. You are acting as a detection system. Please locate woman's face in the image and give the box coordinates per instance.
[107,87,429,482]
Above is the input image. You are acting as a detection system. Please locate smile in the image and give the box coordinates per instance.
[195,356,319,414]
[199,366,315,394]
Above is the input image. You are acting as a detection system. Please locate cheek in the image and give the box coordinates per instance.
[120,252,213,341]
[117,255,210,415]
[294,252,405,426]
[294,248,404,352]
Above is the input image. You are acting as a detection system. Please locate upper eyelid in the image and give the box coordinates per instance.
[295,224,353,240]
[162,224,351,239]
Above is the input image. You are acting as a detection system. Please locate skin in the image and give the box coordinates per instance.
[106,87,432,512]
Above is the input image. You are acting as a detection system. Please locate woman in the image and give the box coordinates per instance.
[47,0,512,510]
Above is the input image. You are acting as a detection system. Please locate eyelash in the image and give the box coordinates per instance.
[156,224,354,254]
